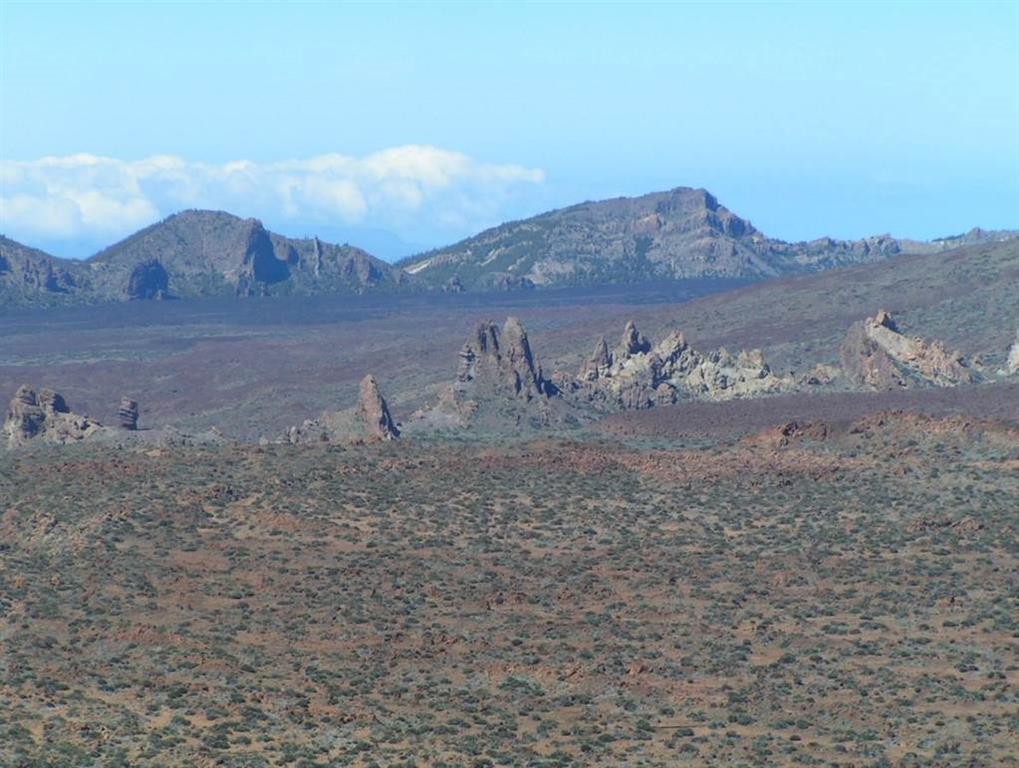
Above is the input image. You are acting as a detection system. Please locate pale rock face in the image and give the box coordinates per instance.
[1007,331,1019,375]
[572,322,791,410]
[841,310,974,389]
[617,321,652,359]
[3,385,104,448]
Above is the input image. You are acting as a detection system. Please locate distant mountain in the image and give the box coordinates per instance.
[0,211,413,307]
[2,192,1016,308]
[87,210,412,299]
[397,187,1018,290]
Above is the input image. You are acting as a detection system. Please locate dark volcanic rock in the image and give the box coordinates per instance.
[418,317,564,429]
[118,397,140,430]
[89,210,410,301]
[0,236,81,305]
[125,259,170,299]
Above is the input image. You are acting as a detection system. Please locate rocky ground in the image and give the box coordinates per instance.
[0,408,1016,767]
[1,237,1014,441]
[1,242,1017,766]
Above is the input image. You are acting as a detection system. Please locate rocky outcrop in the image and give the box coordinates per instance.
[570,321,792,410]
[0,236,82,305]
[579,336,613,382]
[125,259,169,299]
[118,397,139,430]
[415,317,563,429]
[839,318,905,390]
[618,320,652,358]
[357,375,399,440]
[282,374,400,444]
[3,386,104,448]
[478,273,535,292]
[840,310,975,389]
[454,318,553,403]
[1006,331,1019,375]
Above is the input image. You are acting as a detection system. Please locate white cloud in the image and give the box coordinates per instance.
[0,146,546,250]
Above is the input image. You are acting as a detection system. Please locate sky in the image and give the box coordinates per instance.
[1,1,1017,259]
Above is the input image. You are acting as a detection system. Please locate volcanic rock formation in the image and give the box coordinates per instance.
[413,317,563,429]
[570,321,792,410]
[125,259,169,300]
[118,397,140,430]
[3,386,104,448]
[357,375,399,440]
[283,374,400,444]
[446,318,557,423]
[840,310,975,389]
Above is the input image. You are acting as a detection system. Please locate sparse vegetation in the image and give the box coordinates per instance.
[0,413,1015,766]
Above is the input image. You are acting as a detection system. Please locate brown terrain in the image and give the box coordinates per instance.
[0,237,1017,766]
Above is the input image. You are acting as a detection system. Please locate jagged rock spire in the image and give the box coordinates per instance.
[358,374,399,440]
[579,336,613,381]
[455,318,549,400]
[618,320,651,358]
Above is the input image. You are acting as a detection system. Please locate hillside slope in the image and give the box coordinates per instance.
[0,236,83,307]
[87,210,413,299]
[1,211,414,307]
[587,235,1019,377]
[399,186,1016,289]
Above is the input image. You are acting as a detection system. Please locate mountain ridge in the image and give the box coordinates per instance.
[397,186,1018,289]
[3,188,1016,307]
[1,210,413,306]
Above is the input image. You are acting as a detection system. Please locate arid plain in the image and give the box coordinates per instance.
[1,238,1017,767]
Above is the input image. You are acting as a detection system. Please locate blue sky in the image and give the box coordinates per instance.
[1,1,1017,259]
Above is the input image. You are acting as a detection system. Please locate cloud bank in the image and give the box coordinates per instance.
[0,146,545,253]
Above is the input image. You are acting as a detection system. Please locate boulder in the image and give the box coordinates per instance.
[840,310,974,389]
[118,397,139,430]
[3,385,104,448]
